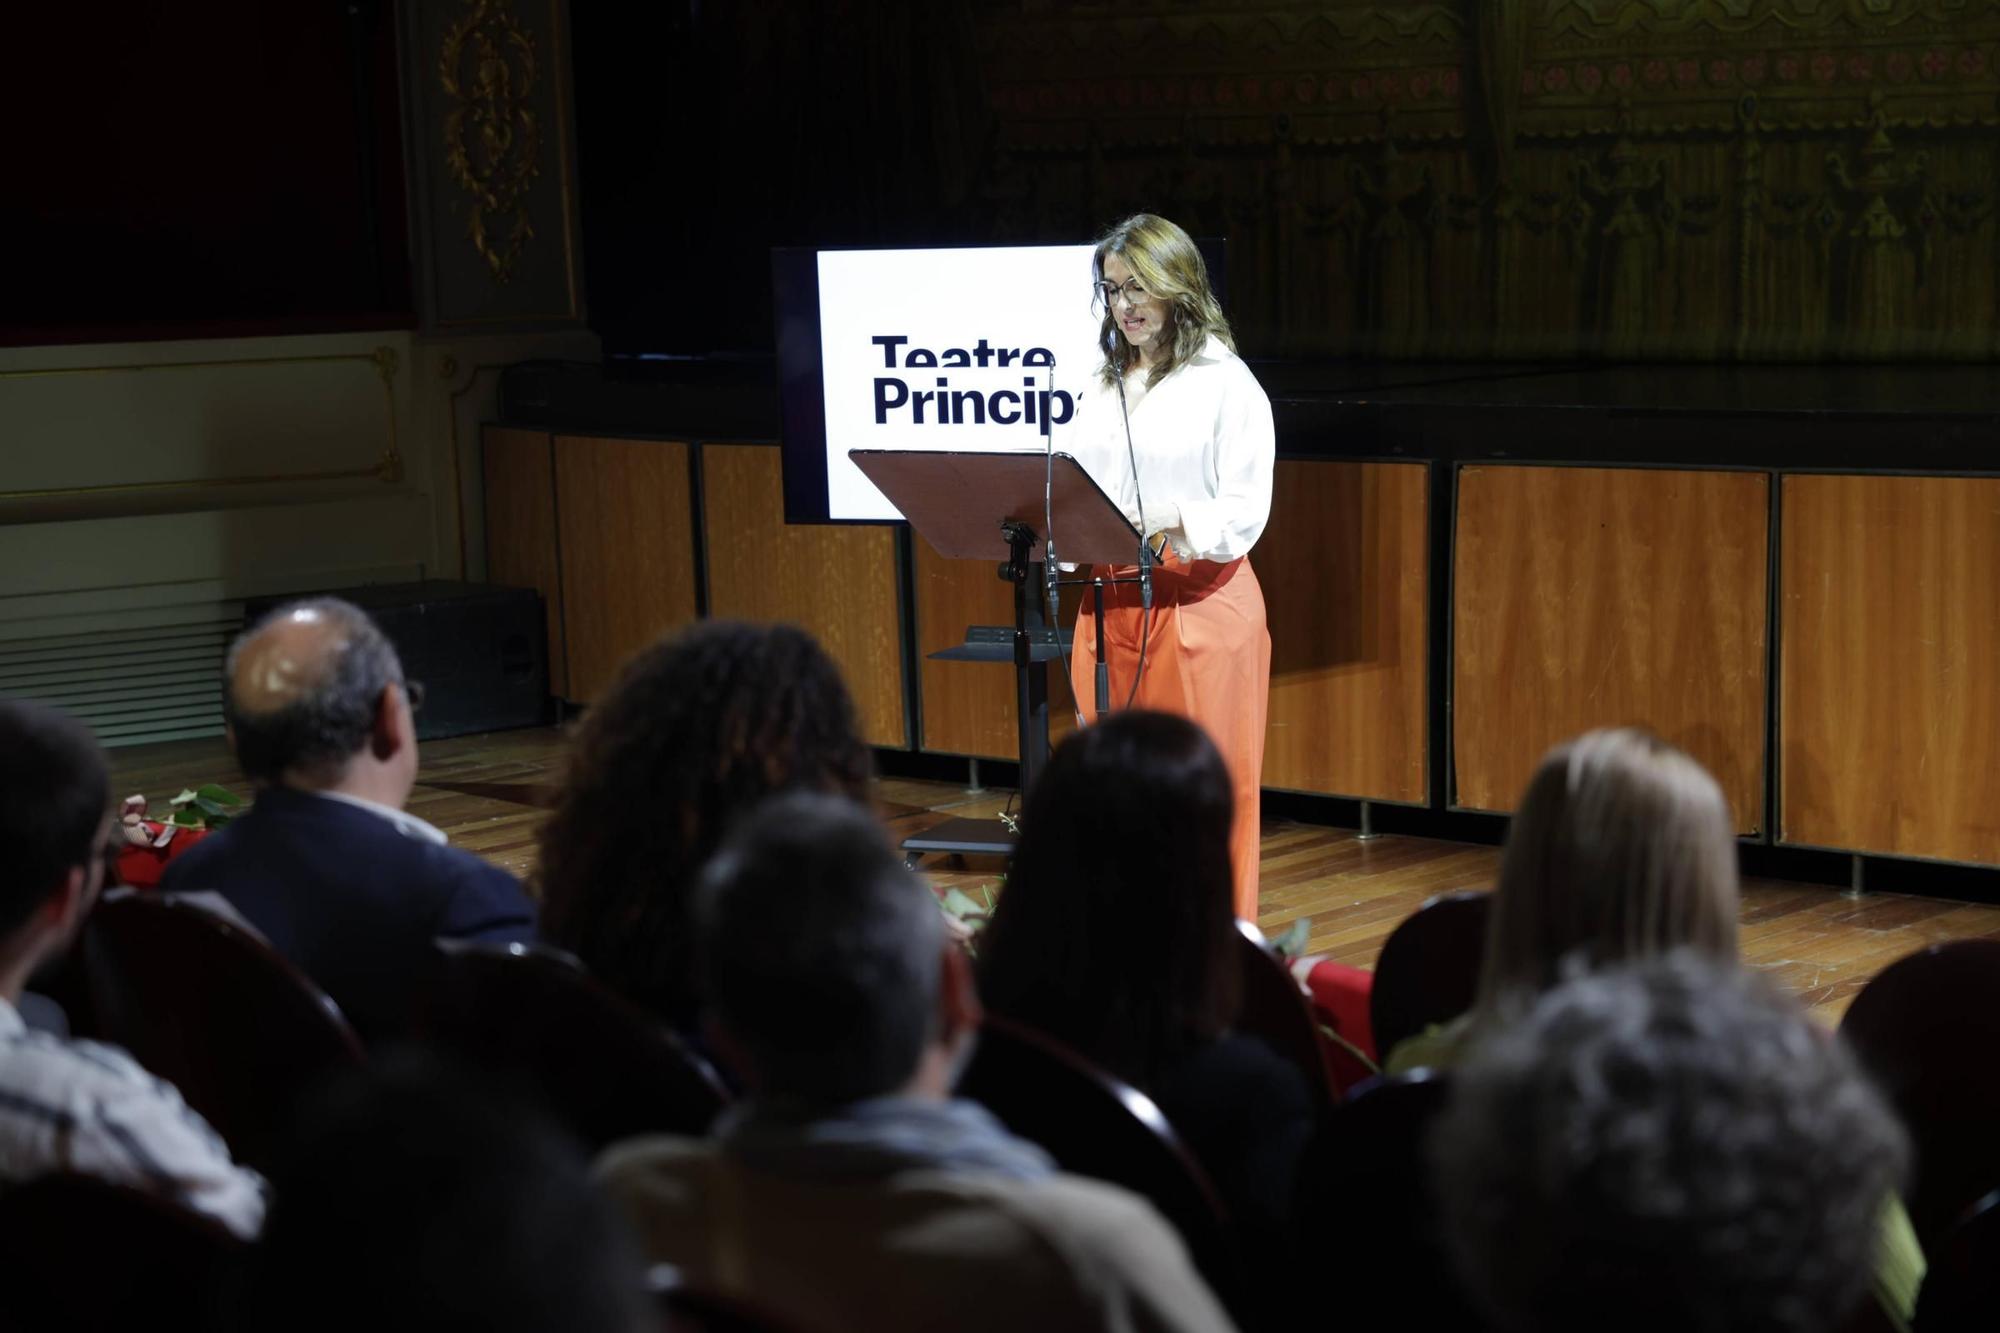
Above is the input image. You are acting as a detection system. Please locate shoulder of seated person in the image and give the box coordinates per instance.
[973,1171,1193,1252]
[1221,1030,1313,1086]
[436,849,530,914]
[1164,1031,1305,1093]
[977,1174,1231,1322]
[38,1035,166,1092]
[426,839,518,879]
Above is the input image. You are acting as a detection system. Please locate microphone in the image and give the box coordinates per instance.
[1043,356,1062,627]
[1114,371,1152,613]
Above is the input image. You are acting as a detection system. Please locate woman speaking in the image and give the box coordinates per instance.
[1063,213,1274,918]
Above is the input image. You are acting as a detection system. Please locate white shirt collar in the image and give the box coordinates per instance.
[1113,335,1231,393]
[312,790,449,846]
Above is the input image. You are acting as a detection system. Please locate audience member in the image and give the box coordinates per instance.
[536,619,872,1030]
[240,1054,652,1332]
[1386,725,1739,1072]
[597,792,1237,1333]
[977,712,1314,1247]
[1431,952,1909,1333]
[0,698,264,1236]
[1382,727,1923,1328]
[160,597,535,1040]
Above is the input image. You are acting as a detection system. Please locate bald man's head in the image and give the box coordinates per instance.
[226,599,406,785]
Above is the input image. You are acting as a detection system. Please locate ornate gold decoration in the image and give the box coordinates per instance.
[965,2,2000,359]
[440,0,542,284]
[1543,0,2000,38]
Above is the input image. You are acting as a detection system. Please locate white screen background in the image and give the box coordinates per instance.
[817,245,1103,521]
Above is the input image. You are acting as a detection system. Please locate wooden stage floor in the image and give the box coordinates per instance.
[109,725,2000,1025]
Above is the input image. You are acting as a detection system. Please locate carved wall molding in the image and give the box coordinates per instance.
[967,1,2000,359]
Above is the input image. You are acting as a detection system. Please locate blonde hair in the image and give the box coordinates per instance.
[1473,728,1741,1028]
[1093,213,1235,390]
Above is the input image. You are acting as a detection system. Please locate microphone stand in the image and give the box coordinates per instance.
[1043,359,1061,632]
[1046,362,1155,719]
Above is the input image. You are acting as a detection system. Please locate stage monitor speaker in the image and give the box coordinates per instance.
[242,581,549,740]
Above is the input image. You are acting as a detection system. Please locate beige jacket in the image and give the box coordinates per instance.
[598,1136,1238,1333]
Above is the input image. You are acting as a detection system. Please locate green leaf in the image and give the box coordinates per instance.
[193,783,242,807]
[169,789,199,807]
[169,808,204,828]
[1269,917,1312,961]
[939,888,986,919]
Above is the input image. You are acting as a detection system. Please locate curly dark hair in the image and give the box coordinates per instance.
[1430,951,1909,1333]
[976,710,1241,1087]
[534,621,873,1028]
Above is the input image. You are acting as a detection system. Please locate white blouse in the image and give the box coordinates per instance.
[1057,336,1275,564]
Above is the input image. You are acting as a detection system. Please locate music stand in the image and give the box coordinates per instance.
[849,449,1141,861]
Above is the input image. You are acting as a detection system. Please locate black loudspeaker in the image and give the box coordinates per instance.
[243,581,549,740]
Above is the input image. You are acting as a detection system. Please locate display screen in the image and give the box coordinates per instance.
[774,243,1107,522]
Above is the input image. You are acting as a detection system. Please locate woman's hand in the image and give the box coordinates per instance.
[1123,500,1183,541]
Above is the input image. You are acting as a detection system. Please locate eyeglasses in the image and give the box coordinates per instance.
[1095,279,1157,309]
[402,679,426,714]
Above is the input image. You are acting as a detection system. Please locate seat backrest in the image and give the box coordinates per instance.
[955,1016,1239,1305]
[1370,890,1491,1062]
[0,1172,247,1331]
[79,894,363,1170]
[1232,919,1337,1113]
[1913,1187,2000,1333]
[1290,1071,1487,1327]
[413,940,730,1150]
[1838,938,2000,1246]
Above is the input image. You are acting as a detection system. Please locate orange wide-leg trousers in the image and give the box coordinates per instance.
[1071,550,1271,920]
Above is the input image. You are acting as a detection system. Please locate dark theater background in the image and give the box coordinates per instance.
[8,8,2000,1325]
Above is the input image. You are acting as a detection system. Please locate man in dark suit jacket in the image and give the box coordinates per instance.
[162,597,535,1040]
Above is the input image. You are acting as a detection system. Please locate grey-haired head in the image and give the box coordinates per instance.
[1432,951,1908,1333]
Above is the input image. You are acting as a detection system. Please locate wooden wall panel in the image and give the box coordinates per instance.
[552,436,698,704]
[1453,466,1769,832]
[1780,475,2000,864]
[1261,460,1429,803]
[914,540,1079,761]
[701,445,908,748]
[481,426,565,698]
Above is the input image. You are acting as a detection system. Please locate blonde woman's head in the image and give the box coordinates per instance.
[1092,213,1234,389]
[1477,728,1741,1019]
